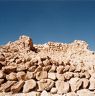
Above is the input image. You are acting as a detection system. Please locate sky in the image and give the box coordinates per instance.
[0,0,95,50]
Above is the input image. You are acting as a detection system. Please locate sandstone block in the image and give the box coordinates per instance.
[69,65,76,72]
[2,66,16,74]
[25,71,34,80]
[63,65,70,72]
[28,66,36,72]
[11,80,24,93]
[0,70,5,79]
[37,79,54,91]
[49,65,56,72]
[6,72,17,81]
[43,59,51,66]
[73,73,79,77]
[0,81,16,92]
[66,92,77,96]
[41,90,48,96]
[84,71,90,79]
[0,79,4,84]
[56,81,70,94]
[64,72,73,80]
[89,78,95,90]
[57,66,64,74]
[48,72,56,80]
[50,87,57,94]
[17,64,26,71]
[56,73,65,80]
[0,54,5,61]
[77,89,95,96]
[43,65,51,71]
[23,79,36,93]
[36,71,48,80]
[17,71,26,80]
[69,77,82,92]
[81,78,89,89]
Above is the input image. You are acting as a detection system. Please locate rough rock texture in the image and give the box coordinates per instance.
[11,80,24,93]
[56,81,70,94]
[0,35,95,96]
[23,79,36,93]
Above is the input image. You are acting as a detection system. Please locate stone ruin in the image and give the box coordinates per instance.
[0,35,95,96]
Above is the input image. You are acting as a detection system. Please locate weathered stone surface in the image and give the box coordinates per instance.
[63,65,70,72]
[11,80,24,93]
[0,81,16,92]
[18,35,34,50]
[25,71,34,80]
[41,90,48,96]
[17,64,26,71]
[0,54,6,66]
[73,73,79,78]
[50,87,57,94]
[64,72,73,80]
[81,78,89,89]
[49,65,56,72]
[2,66,16,74]
[91,73,95,78]
[84,71,90,79]
[0,71,5,79]
[89,78,95,90]
[75,64,81,72]
[36,71,48,80]
[69,65,76,72]
[56,81,70,94]
[0,54,5,61]
[0,92,40,96]
[69,77,82,92]
[66,92,77,96]
[79,73,85,78]
[6,72,17,81]
[57,66,64,74]
[37,79,54,91]
[56,73,65,80]
[16,59,22,64]
[48,72,56,80]
[25,62,31,69]
[43,65,51,71]
[27,92,40,96]
[0,79,4,84]
[43,59,51,66]
[23,79,36,93]
[34,66,42,73]
[77,89,95,96]
[17,71,26,80]
[28,66,36,72]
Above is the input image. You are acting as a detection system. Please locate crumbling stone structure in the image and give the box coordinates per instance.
[0,35,95,96]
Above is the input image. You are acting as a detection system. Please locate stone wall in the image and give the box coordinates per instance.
[0,35,95,96]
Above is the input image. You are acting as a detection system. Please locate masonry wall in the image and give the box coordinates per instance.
[0,35,95,96]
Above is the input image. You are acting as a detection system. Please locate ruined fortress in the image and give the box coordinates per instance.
[0,35,95,96]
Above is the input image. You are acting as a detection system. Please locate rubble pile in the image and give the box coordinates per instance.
[0,35,95,96]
